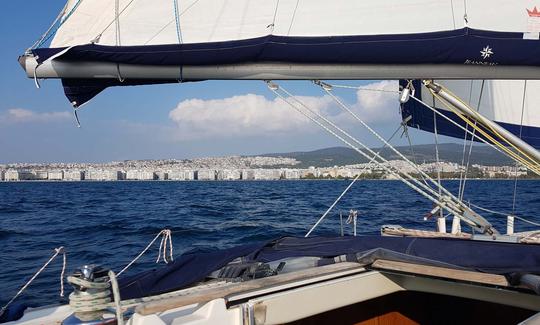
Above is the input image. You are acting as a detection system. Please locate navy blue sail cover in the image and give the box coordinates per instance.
[400,80,540,149]
[32,28,540,107]
[117,236,540,300]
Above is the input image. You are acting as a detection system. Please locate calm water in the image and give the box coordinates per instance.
[1,180,539,307]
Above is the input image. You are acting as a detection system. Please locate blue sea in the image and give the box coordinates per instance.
[1,180,539,308]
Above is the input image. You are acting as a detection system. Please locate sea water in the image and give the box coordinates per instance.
[1,180,539,307]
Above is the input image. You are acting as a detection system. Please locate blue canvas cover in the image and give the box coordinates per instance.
[118,236,540,300]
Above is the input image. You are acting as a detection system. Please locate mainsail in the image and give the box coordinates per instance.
[19,0,540,107]
[401,80,540,149]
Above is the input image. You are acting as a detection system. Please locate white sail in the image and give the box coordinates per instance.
[51,0,540,47]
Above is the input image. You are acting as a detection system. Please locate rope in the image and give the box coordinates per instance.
[409,95,527,169]
[117,229,173,277]
[305,175,360,237]
[458,80,484,201]
[426,82,540,175]
[31,0,84,49]
[266,81,470,225]
[305,122,404,237]
[512,81,527,214]
[0,247,66,316]
[268,0,280,31]
[143,0,200,45]
[109,271,124,325]
[314,81,480,223]
[325,83,400,94]
[115,0,121,46]
[287,0,300,36]
[173,0,183,44]
[93,0,138,44]
[468,203,540,228]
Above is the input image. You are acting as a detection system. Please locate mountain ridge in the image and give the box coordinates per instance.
[261,143,513,168]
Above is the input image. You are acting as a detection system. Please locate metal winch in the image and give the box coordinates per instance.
[62,265,117,325]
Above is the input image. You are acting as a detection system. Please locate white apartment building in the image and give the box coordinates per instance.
[64,170,84,181]
[196,169,216,181]
[48,170,64,181]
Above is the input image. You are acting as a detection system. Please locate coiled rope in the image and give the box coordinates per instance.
[67,270,124,325]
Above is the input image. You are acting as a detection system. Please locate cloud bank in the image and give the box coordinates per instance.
[0,108,71,123]
[168,81,399,140]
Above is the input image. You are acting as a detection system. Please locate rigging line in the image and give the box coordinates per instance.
[459,80,485,201]
[0,247,66,316]
[430,82,540,168]
[325,83,400,94]
[305,174,359,237]
[401,117,429,187]
[269,82,469,222]
[94,0,138,43]
[290,84,449,203]
[287,0,300,36]
[457,80,475,199]
[317,82,467,211]
[433,103,443,220]
[512,81,528,214]
[269,0,280,31]
[409,95,536,174]
[305,123,403,237]
[450,0,456,30]
[32,0,84,49]
[428,87,540,174]
[29,1,69,50]
[144,0,201,45]
[296,84,496,233]
[468,203,540,228]
[173,0,183,44]
[115,0,121,46]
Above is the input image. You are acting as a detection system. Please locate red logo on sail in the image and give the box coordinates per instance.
[527,6,540,17]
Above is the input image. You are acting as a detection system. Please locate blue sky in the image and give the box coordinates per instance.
[0,1,441,164]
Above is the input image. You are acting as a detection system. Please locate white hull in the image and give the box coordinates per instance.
[8,260,540,325]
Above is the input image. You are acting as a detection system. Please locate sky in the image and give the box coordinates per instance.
[0,1,446,164]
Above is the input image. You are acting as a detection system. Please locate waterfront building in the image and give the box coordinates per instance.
[139,171,157,180]
[34,170,49,180]
[0,170,4,181]
[196,169,216,181]
[64,170,84,181]
[86,169,121,181]
[217,169,241,180]
[126,170,139,180]
[48,170,64,181]
[5,170,20,181]
[283,169,300,179]
[241,169,255,180]
[167,170,194,180]
[156,171,168,180]
[253,169,282,180]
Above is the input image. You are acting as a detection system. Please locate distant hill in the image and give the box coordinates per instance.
[262,143,513,168]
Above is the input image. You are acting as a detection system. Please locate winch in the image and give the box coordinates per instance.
[62,265,118,325]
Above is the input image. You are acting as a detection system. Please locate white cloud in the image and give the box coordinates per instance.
[0,108,71,123]
[352,80,400,123]
[168,81,400,139]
